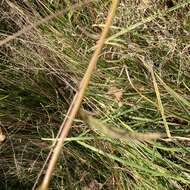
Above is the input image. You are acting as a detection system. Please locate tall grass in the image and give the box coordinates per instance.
[0,0,190,189]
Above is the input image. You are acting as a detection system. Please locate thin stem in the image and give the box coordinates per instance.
[36,1,119,190]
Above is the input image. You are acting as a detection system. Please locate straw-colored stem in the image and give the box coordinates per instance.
[36,1,119,190]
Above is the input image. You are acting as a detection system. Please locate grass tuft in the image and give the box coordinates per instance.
[0,0,190,189]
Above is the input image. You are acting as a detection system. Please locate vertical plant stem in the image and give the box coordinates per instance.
[36,1,119,190]
[150,67,171,138]
[137,57,171,139]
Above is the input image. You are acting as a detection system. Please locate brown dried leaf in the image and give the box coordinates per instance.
[0,127,6,143]
[142,0,150,5]
[107,86,123,103]
[83,180,103,190]
[139,0,151,9]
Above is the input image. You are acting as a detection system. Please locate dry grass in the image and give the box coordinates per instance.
[0,0,190,189]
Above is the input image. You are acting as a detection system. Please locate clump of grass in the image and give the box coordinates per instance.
[0,1,77,189]
[0,0,190,190]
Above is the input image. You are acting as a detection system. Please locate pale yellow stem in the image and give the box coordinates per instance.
[36,1,119,190]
